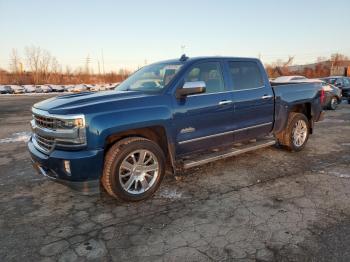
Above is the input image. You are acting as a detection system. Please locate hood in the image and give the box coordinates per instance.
[33,90,156,114]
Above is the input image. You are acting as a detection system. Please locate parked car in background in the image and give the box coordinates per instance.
[272,76,341,110]
[0,85,14,94]
[10,85,25,94]
[318,81,342,110]
[35,86,43,93]
[272,75,307,82]
[106,83,118,90]
[72,84,88,92]
[23,85,37,93]
[49,85,65,92]
[0,86,9,94]
[40,85,52,93]
[320,76,350,103]
[89,85,102,92]
[64,85,75,92]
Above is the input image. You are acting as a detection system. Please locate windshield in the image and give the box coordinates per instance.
[116,62,183,92]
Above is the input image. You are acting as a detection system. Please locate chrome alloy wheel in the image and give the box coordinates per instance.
[119,149,159,195]
[330,97,337,110]
[292,120,308,147]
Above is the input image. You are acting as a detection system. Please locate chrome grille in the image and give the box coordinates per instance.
[34,133,55,153]
[33,114,55,129]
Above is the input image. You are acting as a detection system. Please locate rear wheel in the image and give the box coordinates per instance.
[275,112,310,152]
[102,137,166,201]
[329,97,338,110]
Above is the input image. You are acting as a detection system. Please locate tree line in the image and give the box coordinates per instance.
[0,46,131,85]
[1,46,349,85]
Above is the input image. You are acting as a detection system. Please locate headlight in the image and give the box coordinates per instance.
[54,116,87,149]
[55,118,85,129]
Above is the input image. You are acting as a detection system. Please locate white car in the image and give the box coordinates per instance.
[23,85,36,93]
[272,76,308,83]
[89,85,102,92]
[72,84,88,92]
[65,85,75,92]
[10,85,25,94]
[40,85,52,93]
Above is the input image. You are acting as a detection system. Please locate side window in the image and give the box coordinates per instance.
[228,61,264,90]
[184,62,225,94]
[343,78,350,86]
[336,78,343,86]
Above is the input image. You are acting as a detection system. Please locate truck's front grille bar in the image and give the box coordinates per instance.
[33,133,55,153]
[33,114,55,129]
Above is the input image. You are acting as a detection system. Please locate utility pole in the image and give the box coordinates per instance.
[97,59,101,75]
[85,54,91,75]
[181,45,186,55]
[101,49,105,75]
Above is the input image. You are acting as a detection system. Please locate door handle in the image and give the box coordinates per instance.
[218,100,233,105]
[261,95,273,99]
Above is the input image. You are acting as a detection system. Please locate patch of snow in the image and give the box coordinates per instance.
[328,171,350,179]
[323,118,347,123]
[0,132,31,144]
[158,188,183,199]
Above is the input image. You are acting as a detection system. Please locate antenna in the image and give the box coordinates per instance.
[180,54,189,62]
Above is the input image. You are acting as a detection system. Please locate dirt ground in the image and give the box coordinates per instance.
[0,95,350,262]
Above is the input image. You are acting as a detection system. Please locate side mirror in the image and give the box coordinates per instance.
[335,82,342,87]
[176,81,206,98]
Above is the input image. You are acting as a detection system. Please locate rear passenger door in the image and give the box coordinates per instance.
[226,60,274,142]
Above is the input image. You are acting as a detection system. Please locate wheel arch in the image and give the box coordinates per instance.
[104,126,176,173]
[288,103,313,133]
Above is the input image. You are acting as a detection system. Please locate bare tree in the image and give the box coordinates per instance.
[9,49,22,73]
[25,46,42,84]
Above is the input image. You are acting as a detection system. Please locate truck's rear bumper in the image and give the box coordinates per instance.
[28,137,104,194]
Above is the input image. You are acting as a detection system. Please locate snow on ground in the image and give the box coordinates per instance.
[0,132,31,144]
[158,187,183,199]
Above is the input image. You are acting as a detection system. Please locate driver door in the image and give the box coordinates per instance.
[172,61,235,156]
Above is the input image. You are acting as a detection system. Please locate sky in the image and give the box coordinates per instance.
[0,0,349,72]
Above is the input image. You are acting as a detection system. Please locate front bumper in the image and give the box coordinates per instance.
[28,137,104,194]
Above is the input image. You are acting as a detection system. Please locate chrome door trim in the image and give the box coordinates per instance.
[185,90,233,97]
[232,86,265,92]
[178,122,273,145]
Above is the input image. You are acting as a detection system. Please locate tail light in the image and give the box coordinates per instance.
[320,88,325,105]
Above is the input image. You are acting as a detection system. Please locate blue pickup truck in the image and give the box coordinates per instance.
[28,56,324,201]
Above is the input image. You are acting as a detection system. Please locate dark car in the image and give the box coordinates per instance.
[314,80,342,110]
[321,76,350,103]
[0,85,14,94]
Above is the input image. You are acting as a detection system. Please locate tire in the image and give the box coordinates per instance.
[348,99,350,104]
[328,96,338,110]
[275,112,310,152]
[102,137,166,201]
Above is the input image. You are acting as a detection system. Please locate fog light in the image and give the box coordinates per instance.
[63,160,71,175]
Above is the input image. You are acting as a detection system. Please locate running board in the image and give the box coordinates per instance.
[182,138,276,169]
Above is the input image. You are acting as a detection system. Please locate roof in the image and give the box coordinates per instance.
[321,76,346,79]
[154,56,260,65]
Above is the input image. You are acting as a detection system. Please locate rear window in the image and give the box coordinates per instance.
[228,61,264,90]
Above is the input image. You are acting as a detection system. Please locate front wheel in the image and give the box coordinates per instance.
[275,113,310,152]
[102,137,166,201]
